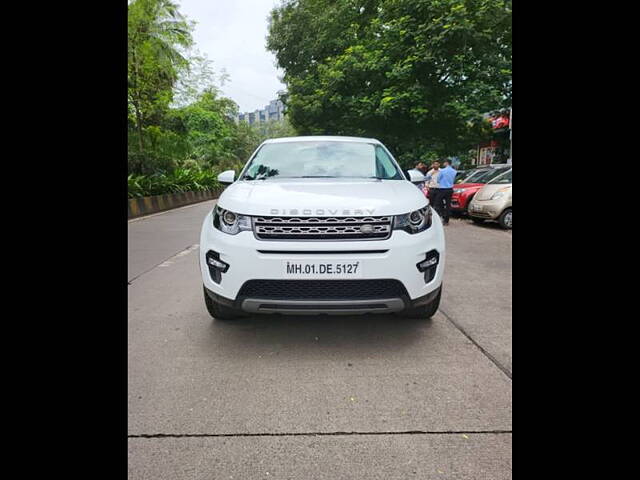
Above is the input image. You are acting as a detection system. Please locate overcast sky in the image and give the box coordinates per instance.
[178,0,286,113]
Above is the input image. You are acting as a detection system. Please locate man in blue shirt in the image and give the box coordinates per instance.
[425,160,457,225]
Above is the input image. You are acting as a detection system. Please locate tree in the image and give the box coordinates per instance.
[128,0,193,157]
[169,89,239,169]
[267,0,511,166]
[127,0,298,178]
[172,48,231,108]
[252,116,297,141]
[229,121,262,169]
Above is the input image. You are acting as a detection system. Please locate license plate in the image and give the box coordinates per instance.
[284,261,363,278]
[471,204,482,212]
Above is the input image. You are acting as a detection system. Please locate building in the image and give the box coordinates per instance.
[237,98,285,125]
[473,109,511,166]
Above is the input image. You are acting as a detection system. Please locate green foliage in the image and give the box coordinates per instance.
[127,0,294,186]
[267,0,511,167]
[229,120,262,169]
[172,89,237,166]
[128,124,190,174]
[172,49,231,108]
[252,116,297,141]
[128,0,193,139]
[128,167,221,198]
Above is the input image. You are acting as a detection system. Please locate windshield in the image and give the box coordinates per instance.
[477,167,510,183]
[457,169,481,183]
[240,141,404,180]
[455,171,468,183]
[462,168,491,183]
[488,169,512,184]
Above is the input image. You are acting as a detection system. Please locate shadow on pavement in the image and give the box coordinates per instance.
[460,218,509,231]
[203,312,433,360]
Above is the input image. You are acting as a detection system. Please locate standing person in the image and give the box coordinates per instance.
[425,161,440,202]
[434,159,457,225]
[425,162,443,220]
[413,162,429,197]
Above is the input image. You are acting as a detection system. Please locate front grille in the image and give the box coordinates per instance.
[253,215,392,241]
[237,279,408,300]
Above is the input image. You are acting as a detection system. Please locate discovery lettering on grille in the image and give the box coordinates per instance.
[254,216,392,240]
[270,209,376,216]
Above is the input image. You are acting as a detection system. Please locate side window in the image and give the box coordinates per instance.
[375,146,402,179]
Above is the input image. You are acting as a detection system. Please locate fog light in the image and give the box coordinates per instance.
[417,257,438,270]
[206,250,229,284]
[417,250,439,283]
[207,257,229,271]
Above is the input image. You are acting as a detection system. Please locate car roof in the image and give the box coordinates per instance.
[473,165,511,171]
[263,136,382,145]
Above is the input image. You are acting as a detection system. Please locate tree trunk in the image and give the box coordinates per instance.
[134,102,144,154]
[131,47,144,155]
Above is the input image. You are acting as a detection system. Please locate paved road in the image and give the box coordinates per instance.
[128,200,512,479]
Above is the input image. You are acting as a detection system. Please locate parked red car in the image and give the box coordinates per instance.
[451,166,511,214]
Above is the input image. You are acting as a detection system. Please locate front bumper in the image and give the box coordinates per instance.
[451,192,473,212]
[204,284,441,315]
[451,194,464,211]
[199,210,445,312]
[468,199,505,219]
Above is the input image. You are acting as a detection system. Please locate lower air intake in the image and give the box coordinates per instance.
[237,279,408,300]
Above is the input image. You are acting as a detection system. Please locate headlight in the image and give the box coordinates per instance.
[454,188,467,193]
[491,188,510,200]
[394,207,432,234]
[213,206,252,235]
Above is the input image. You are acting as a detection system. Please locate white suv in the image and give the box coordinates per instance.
[199,136,445,320]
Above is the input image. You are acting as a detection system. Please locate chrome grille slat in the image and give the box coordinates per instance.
[255,216,391,224]
[254,215,393,241]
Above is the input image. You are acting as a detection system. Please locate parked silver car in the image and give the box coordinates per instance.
[468,168,512,229]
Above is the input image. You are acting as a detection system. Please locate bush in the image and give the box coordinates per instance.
[128,167,221,198]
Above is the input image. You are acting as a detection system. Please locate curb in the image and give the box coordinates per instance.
[128,188,223,219]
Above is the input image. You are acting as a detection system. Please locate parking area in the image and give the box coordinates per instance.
[128,201,512,479]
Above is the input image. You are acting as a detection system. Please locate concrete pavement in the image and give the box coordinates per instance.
[128,201,512,479]
[128,201,214,282]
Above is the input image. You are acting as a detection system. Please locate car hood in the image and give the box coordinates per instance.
[217,178,428,216]
[475,183,512,201]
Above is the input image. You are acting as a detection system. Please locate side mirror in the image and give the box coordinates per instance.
[407,169,426,183]
[217,170,236,185]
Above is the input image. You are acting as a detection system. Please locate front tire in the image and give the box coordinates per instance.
[498,208,512,229]
[402,287,441,319]
[203,286,243,320]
